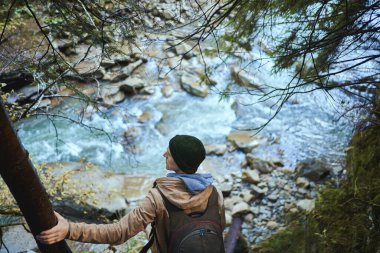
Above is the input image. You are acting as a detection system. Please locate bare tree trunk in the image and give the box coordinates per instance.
[0,98,72,252]
[224,216,244,253]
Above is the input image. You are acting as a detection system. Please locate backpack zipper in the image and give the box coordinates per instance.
[176,228,220,252]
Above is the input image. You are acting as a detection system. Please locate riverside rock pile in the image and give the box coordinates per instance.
[205,130,337,246]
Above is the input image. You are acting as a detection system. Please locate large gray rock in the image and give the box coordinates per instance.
[174,42,194,59]
[231,201,252,216]
[231,66,264,90]
[160,9,175,20]
[266,221,279,230]
[204,144,228,156]
[295,158,332,182]
[180,72,208,97]
[100,84,126,105]
[0,224,37,252]
[296,177,310,188]
[251,184,268,196]
[219,182,233,197]
[242,169,260,184]
[42,162,154,220]
[245,154,275,173]
[103,59,146,82]
[227,130,262,152]
[296,199,315,212]
[117,77,146,94]
[223,196,242,211]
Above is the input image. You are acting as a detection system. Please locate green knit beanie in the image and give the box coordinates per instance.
[169,135,206,174]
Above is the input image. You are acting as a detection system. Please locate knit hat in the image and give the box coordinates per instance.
[169,135,206,174]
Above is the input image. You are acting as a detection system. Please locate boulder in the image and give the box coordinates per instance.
[0,224,37,252]
[103,59,146,82]
[117,77,146,94]
[295,158,332,182]
[114,43,143,61]
[267,192,279,202]
[251,184,268,196]
[100,84,126,105]
[240,190,254,203]
[231,66,263,91]
[227,130,262,153]
[204,144,228,156]
[296,199,315,212]
[245,154,275,173]
[161,84,174,97]
[242,169,260,184]
[296,177,310,188]
[224,196,242,211]
[138,110,154,123]
[180,72,208,97]
[160,9,175,20]
[42,162,154,220]
[219,182,233,197]
[232,201,252,216]
[174,42,194,59]
[267,221,279,230]
[15,85,42,101]
[141,86,156,95]
[74,61,103,79]
[167,55,182,69]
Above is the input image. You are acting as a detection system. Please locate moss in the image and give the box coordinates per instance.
[254,125,380,253]
[253,216,319,253]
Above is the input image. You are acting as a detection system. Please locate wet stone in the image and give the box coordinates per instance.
[242,169,260,184]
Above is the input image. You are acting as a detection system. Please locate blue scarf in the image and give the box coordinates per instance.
[167,173,214,195]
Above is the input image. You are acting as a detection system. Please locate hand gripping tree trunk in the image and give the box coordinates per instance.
[0,98,72,252]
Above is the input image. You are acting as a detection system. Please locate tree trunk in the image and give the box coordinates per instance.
[224,216,244,253]
[0,98,72,252]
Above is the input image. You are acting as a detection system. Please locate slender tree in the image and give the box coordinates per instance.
[0,97,72,252]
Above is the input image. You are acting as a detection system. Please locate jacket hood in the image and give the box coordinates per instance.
[154,177,213,213]
[166,173,213,195]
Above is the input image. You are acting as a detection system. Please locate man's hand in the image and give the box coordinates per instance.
[36,211,69,244]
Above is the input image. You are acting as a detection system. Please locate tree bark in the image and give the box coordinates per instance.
[0,98,71,252]
[224,216,244,253]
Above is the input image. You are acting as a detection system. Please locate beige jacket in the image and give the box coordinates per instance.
[68,177,226,253]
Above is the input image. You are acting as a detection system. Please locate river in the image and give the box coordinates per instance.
[15,39,354,177]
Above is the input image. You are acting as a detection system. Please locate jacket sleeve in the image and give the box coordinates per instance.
[67,189,157,245]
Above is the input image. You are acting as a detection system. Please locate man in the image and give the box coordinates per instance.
[37,135,226,253]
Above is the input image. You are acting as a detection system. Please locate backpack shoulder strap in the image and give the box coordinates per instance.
[139,222,156,253]
[139,185,165,253]
[156,186,180,213]
[207,186,219,207]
